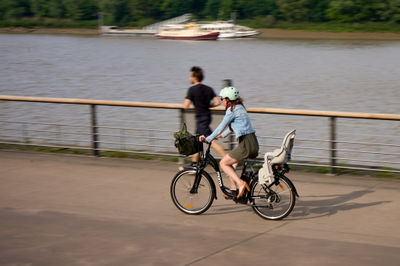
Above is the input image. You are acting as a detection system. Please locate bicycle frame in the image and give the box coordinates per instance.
[190,141,252,199]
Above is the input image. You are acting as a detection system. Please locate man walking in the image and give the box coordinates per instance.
[182,66,226,169]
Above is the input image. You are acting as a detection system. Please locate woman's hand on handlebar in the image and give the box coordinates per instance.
[199,135,207,143]
[199,134,222,143]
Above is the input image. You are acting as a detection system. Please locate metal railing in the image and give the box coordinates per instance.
[1,95,399,174]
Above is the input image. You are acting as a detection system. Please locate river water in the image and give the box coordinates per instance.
[1,34,400,112]
[0,34,399,167]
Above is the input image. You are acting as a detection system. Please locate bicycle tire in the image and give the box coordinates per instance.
[250,176,296,220]
[170,169,215,215]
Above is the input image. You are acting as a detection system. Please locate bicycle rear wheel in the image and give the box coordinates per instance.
[251,176,296,220]
[170,169,215,215]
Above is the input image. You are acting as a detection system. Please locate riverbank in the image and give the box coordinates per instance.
[2,27,400,40]
[258,28,400,40]
[0,27,99,35]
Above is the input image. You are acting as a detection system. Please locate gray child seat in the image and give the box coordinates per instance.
[258,129,296,185]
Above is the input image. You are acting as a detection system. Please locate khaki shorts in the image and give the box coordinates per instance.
[229,133,259,161]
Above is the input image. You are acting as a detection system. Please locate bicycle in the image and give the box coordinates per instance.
[170,130,299,220]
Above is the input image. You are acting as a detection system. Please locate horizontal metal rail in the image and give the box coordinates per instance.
[290,162,400,173]
[1,95,400,120]
[9,131,398,158]
[0,140,93,151]
[1,128,90,136]
[98,126,173,133]
[98,147,180,157]
[1,95,399,174]
[337,132,397,138]
[0,135,90,144]
[0,120,89,128]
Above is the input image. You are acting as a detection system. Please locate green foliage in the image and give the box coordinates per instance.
[326,0,399,23]
[378,172,395,178]
[161,0,193,19]
[0,0,399,28]
[219,0,235,20]
[63,0,98,20]
[309,0,330,21]
[30,0,50,18]
[256,15,277,27]
[237,0,278,17]
[381,0,400,22]
[240,15,276,28]
[203,0,221,19]
[277,0,312,22]
[0,18,98,28]
[128,0,161,22]
[0,0,31,20]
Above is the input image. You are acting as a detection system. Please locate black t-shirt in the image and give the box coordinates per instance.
[186,84,216,117]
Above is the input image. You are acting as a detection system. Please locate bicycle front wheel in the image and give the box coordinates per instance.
[170,170,215,215]
[251,176,296,220]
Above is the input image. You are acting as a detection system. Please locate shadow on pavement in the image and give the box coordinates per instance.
[289,189,391,220]
[180,189,391,220]
[205,202,253,216]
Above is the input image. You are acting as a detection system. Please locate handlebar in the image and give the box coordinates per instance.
[197,135,216,145]
[196,135,213,157]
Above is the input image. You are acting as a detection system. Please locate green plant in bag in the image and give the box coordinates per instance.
[173,123,202,156]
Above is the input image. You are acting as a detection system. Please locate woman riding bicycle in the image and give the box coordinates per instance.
[199,86,259,199]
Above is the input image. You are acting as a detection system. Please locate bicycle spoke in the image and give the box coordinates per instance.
[251,177,296,220]
[171,170,215,215]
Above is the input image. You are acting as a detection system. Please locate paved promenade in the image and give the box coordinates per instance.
[0,150,399,266]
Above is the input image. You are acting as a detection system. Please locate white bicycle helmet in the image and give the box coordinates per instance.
[219,86,239,101]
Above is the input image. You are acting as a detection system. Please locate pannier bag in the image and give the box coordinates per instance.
[174,123,203,156]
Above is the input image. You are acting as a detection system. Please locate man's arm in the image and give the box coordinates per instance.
[183,99,192,109]
[210,96,221,107]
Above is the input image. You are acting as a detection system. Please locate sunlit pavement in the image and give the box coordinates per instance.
[1,150,399,266]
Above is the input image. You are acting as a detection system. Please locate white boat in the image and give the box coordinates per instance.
[99,13,191,37]
[199,21,260,39]
[234,25,261,38]
[100,26,156,36]
[155,23,219,40]
[199,22,236,39]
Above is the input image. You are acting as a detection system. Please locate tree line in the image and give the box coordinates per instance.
[1,0,399,27]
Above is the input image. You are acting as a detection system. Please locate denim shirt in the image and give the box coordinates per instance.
[206,104,255,143]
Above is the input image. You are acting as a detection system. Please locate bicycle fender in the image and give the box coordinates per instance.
[283,175,300,198]
[200,170,218,200]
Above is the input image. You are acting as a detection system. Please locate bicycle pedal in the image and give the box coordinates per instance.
[233,197,249,205]
[223,188,238,200]
[223,195,234,200]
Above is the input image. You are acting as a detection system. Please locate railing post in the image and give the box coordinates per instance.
[90,104,99,156]
[178,108,185,164]
[180,108,185,125]
[330,117,337,174]
[149,130,154,152]
[120,128,126,150]
[22,124,29,143]
[222,79,233,87]
[56,124,61,145]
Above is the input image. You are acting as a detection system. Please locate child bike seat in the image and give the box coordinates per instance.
[258,130,296,185]
[267,129,296,164]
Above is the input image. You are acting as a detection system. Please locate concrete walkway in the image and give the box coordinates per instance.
[0,150,399,266]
